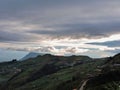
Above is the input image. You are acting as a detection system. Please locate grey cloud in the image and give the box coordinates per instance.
[88,40,120,47]
[0,0,120,24]
[0,30,21,42]
[0,0,120,58]
[0,0,120,22]
[0,0,82,19]
[29,21,120,39]
[0,30,37,42]
[0,0,120,46]
[6,46,56,53]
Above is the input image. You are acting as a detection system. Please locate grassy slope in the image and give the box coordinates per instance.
[0,54,106,90]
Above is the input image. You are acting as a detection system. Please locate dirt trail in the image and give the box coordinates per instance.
[79,80,88,90]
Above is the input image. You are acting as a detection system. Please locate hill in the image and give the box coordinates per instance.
[84,53,120,90]
[0,54,109,90]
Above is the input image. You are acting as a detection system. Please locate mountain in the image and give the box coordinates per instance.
[20,52,44,60]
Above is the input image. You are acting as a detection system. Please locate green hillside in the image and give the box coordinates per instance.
[84,53,120,90]
[0,54,111,90]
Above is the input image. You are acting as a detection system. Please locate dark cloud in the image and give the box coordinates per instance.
[0,30,37,42]
[29,21,120,39]
[88,40,120,47]
[0,0,84,20]
[0,0,120,21]
[0,30,21,42]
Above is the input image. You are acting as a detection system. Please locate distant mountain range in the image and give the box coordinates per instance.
[20,52,44,60]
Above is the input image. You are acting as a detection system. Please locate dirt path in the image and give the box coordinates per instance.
[79,80,88,90]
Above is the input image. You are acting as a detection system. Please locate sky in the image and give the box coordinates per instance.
[0,0,120,61]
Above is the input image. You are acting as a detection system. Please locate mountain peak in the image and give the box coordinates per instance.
[20,52,44,60]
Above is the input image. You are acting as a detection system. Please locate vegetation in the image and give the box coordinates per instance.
[0,53,119,90]
[84,53,120,90]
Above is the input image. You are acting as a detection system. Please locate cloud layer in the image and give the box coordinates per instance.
[0,0,120,57]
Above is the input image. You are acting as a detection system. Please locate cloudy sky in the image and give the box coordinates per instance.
[0,0,120,61]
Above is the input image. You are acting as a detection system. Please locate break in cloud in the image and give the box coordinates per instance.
[0,0,120,57]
